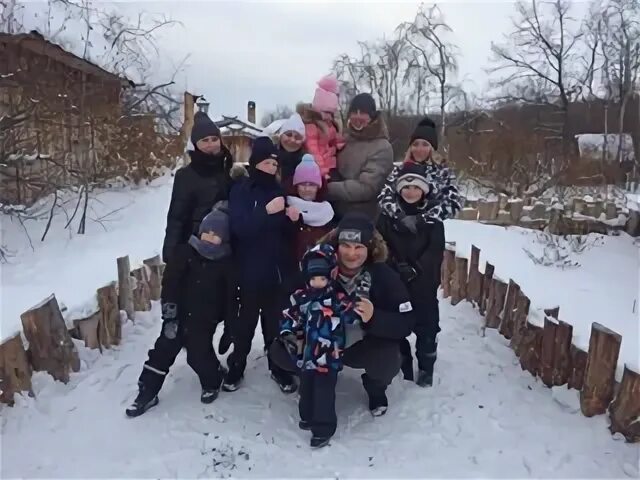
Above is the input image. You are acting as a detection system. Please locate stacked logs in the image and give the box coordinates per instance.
[0,255,164,406]
[442,243,638,443]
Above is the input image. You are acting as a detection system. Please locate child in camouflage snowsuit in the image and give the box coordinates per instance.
[279,243,364,448]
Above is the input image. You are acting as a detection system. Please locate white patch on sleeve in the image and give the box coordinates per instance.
[399,301,413,313]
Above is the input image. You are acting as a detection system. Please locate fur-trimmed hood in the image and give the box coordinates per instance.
[346,114,389,142]
[230,163,248,180]
[316,228,388,264]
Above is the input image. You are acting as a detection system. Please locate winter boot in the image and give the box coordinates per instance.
[222,364,244,392]
[310,435,332,448]
[201,366,227,403]
[271,370,297,394]
[298,420,311,431]
[125,385,159,418]
[361,373,388,417]
[416,340,437,388]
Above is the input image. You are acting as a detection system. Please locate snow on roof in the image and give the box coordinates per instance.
[214,116,264,138]
[575,133,636,162]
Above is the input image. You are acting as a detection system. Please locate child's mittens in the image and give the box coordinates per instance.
[355,271,372,301]
[161,302,179,339]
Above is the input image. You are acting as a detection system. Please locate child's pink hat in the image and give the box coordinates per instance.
[293,154,322,187]
[312,74,339,114]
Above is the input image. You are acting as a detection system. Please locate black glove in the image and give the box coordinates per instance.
[397,262,418,283]
[400,215,418,233]
[161,302,178,339]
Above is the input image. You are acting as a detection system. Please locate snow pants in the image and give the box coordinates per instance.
[138,312,224,395]
[299,369,339,438]
[227,286,285,375]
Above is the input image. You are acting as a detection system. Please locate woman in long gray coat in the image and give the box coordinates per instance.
[326,93,393,221]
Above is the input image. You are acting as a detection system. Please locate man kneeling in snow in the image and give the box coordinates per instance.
[271,212,415,420]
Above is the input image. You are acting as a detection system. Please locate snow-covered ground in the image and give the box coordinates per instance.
[2,173,640,477]
[1,173,172,342]
[2,300,638,478]
[445,221,640,376]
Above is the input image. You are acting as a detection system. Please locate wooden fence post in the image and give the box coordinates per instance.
[117,256,135,321]
[499,280,520,339]
[451,256,468,305]
[552,320,573,386]
[72,311,101,350]
[97,283,121,348]
[0,334,33,405]
[510,293,531,356]
[132,267,152,312]
[519,320,544,377]
[485,278,507,329]
[479,263,494,316]
[20,295,80,383]
[608,366,640,442]
[467,245,483,304]
[540,317,558,387]
[580,323,622,417]
[442,248,456,299]
[143,255,163,301]
[568,345,588,390]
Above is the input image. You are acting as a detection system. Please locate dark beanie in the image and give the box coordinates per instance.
[348,93,377,118]
[248,136,279,168]
[336,211,374,246]
[410,116,438,151]
[191,111,221,146]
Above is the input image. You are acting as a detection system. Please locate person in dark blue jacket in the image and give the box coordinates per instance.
[224,136,299,393]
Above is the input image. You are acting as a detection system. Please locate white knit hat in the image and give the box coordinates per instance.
[279,113,306,140]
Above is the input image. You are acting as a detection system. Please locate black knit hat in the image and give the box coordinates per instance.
[395,162,430,196]
[336,211,374,246]
[248,136,279,168]
[410,116,438,151]
[348,93,377,118]
[191,111,221,146]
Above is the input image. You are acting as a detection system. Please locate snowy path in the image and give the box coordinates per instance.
[2,299,638,478]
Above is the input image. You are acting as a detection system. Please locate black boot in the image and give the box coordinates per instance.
[361,373,388,417]
[310,435,332,448]
[271,370,297,394]
[125,386,159,418]
[222,363,244,392]
[416,341,437,388]
[416,366,434,387]
[201,366,227,403]
[299,420,311,431]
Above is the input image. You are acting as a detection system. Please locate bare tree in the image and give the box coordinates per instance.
[0,0,24,33]
[399,4,459,144]
[260,105,294,127]
[489,0,598,153]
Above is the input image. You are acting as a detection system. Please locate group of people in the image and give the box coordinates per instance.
[125,74,461,448]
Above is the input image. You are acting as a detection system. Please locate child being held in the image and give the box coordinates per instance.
[279,244,369,448]
[297,74,345,179]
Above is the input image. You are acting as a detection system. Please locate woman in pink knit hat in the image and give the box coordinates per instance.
[296,74,345,179]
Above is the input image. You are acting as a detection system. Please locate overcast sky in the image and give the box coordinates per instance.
[22,0,589,123]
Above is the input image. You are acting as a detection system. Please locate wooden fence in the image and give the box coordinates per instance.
[0,247,638,443]
[0,254,163,405]
[441,243,639,443]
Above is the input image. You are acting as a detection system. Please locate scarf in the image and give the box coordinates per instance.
[188,235,232,261]
[286,196,334,227]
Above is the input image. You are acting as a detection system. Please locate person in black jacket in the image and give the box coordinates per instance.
[162,111,233,263]
[270,212,415,417]
[376,163,445,387]
[126,202,235,417]
[225,136,298,393]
